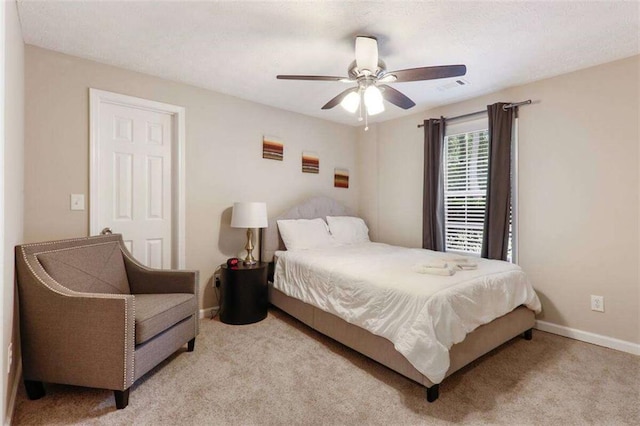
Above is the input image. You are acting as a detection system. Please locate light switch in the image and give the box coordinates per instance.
[70,194,85,211]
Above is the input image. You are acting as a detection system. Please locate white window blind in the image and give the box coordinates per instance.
[444,129,489,255]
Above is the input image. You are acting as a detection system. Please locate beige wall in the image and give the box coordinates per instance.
[362,56,639,344]
[2,0,24,423]
[24,46,359,310]
[356,126,379,241]
[19,36,640,361]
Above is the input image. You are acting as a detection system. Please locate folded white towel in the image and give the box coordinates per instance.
[441,255,479,270]
[413,264,456,276]
[457,262,478,270]
[421,260,449,269]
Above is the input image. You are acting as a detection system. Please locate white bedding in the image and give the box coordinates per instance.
[273,242,541,384]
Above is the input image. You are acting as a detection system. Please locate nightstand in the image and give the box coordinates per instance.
[219,262,268,325]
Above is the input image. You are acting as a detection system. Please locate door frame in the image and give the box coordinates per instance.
[89,88,186,268]
[0,3,6,421]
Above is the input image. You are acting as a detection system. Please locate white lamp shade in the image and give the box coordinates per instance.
[231,202,268,228]
[364,85,385,116]
[340,91,360,113]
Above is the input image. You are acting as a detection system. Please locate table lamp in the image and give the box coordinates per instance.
[230,202,268,265]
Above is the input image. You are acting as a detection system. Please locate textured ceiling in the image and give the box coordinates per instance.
[17,1,640,126]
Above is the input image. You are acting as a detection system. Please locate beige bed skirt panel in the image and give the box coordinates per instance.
[269,284,535,388]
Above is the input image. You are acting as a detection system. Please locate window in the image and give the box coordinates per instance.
[444,129,489,255]
[444,124,515,261]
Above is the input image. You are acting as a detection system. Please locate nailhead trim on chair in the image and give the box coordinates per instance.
[19,235,134,391]
[19,234,114,248]
[123,297,128,389]
[124,297,130,388]
[115,245,137,387]
[130,298,135,387]
[30,241,118,256]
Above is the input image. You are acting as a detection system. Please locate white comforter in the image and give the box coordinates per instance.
[273,242,541,384]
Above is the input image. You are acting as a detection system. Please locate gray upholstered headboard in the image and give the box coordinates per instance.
[262,196,351,262]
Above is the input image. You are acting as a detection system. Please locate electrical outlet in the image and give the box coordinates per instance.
[7,342,12,374]
[591,295,604,312]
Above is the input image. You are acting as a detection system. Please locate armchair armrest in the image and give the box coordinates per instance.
[16,254,135,391]
[121,249,198,295]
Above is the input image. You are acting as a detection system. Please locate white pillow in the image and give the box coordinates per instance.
[277,218,337,250]
[326,216,370,245]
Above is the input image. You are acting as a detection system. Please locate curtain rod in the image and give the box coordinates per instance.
[417,100,532,128]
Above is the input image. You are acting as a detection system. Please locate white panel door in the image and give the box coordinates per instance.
[98,102,172,268]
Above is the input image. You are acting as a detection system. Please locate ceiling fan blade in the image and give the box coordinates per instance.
[321,87,358,110]
[277,75,347,81]
[355,36,378,73]
[379,85,416,109]
[388,65,467,82]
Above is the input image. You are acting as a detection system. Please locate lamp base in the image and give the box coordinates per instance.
[243,228,257,266]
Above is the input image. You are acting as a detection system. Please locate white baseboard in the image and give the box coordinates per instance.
[5,359,22,426]
[199,306,219,319]
[535,320,640,356]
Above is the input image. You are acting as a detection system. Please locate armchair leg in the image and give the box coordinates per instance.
[523,328,533,340]
[114,389,130,409]
[24,380,45,400]
[187,338,195,352]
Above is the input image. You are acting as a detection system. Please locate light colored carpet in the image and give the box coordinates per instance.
[12,309,640,425]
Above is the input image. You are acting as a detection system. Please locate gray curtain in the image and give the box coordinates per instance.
[422,118,446,251]
[481,103,514,260]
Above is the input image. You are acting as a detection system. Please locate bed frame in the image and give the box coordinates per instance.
[262,196,535,402]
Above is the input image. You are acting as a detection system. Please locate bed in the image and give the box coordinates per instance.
[262,196,541,402]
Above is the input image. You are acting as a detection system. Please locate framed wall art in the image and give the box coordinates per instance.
[302,152,319,174]
[334,168,349,188]
[263,136,284,161]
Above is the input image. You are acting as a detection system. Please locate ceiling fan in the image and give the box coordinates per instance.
[277,36,467,125]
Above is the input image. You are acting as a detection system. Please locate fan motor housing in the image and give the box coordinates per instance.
[348,60,387,79]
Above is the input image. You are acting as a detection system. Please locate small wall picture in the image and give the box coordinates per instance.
[263,136,284,161]
[334,168,349,188]
[302,151,319,174]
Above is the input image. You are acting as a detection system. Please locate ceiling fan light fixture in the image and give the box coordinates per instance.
[340,91,361,113]
[355,36,378,74]
[277,36,466,123]
[364,85,384,116]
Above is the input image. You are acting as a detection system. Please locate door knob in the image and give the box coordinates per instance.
[100,227,113,235]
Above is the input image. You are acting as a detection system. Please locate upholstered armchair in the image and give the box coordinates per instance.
[15,234,199,409]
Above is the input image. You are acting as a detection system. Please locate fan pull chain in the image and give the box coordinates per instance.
[358,88,369,131]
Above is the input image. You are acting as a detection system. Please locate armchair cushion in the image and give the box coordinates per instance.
[134,293,197,345]
[37,241,130,294]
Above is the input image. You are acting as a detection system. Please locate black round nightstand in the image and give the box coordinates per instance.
[220,262,268,325]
